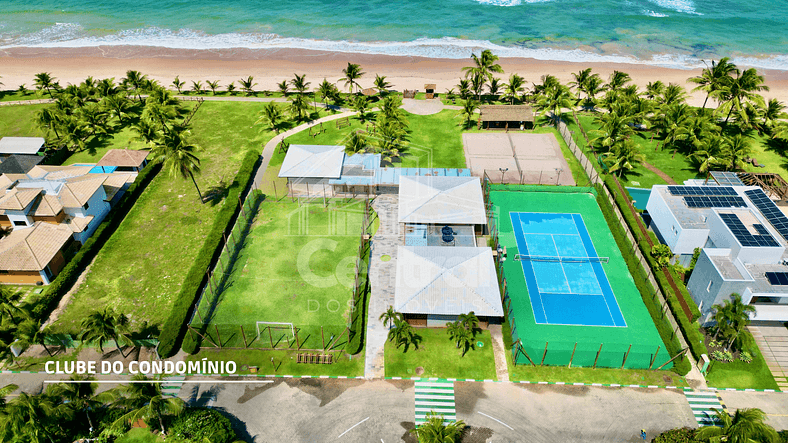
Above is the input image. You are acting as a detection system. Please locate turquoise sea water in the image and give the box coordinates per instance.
[1,0,787,69]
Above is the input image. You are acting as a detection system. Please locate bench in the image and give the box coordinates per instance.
[296,353,334,364]
[336,117,350,129]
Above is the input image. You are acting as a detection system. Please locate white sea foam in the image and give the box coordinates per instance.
[2,25,786,71]
[643,9,669,17]
[474,0,522,6]
[647,0,701,15]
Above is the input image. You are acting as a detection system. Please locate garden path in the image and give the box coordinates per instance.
[364,194,401,379]
[488,324,510,382]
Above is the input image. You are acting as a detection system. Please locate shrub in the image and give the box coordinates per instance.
[711,350,733,363]
[158,150,260,357]
[28,161,161,322]
[739,351,753,363]
[652,427,697,443]
[168,408,237,443]
[595,185,690,375]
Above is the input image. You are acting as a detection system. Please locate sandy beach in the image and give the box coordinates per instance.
[2,46,788,108]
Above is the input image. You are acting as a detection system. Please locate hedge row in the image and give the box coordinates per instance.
[30,161,162,321]
[595,185,690,375]
[158,150,261,357]
[347,243,371,355]
[603,175,708,361]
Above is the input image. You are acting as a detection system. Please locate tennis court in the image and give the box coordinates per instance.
[511,212,626,327]
[490,185,670,369]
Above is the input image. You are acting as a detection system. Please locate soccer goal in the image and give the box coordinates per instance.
[256,321,296,347]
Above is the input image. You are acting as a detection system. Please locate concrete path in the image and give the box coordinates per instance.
[401,98,462,115]
[748,323,788,390]
[488,324,510,382]
[364,194,401,379]
[253,111,356,189]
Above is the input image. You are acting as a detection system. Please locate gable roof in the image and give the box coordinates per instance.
[394,246,503,317]
[27,165,92,181]
[0,187,42,211]
[29,194,64,217]
[96,149,149,168]
[0,155,44,175]
[0,137,45,155]
[398,176,486,224]
[278,145,345,179]
[0,222,72,271]
[479,105,534,123]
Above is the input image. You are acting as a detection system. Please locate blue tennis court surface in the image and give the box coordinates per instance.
[510,212,627,327]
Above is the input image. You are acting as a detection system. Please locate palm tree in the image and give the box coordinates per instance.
[190,80,203,94]
[122,70,148,102]
[317,78,336,104]
[374,74,392,96]
[688,57,737,111]
[504,73,526,105]
[345,130,368,155]
[535,84,575,124]
[644,80,666,101]
[695,408,778,443]
[690,134,726,174]
[35,107,62,140]
[80,309,122,355]
[132,119,162,146]
[352,96,370,122]
[277,80,290,97]
[339,62,365,94]
[112,374,185,435]
[48,375,112,433]
[388,318,420,351]
[14,319,53,356]
[289,93,311,122]
[104,94,133,124]
[462,49,504,90]
[660,83,688,106]
[719,134,753,171]
[34,72,59,98]
[657,103,691,151]
[411,412,466,442]
[143,101,178,134]
[0,384,18,410]
[206,80,220,95]
[602,139,645,177]
[470,71,485,101]
[590,110,634,153]
[225,81,236,95]
[379,306,400,329]
[291,73,310,96]
[606,70,631,91]
[1,392,60,443]
[150,128,204,202]
[239,76,257,96]
[457,78,471,100]
[459,99,479,128]
[677,111,718,153]
[487,77,503,100]
[720,67,769,125]
[569,68,594,96]
[255,102,283,133]
[171,76,185,93]
[458,312,481,336]
[0,287,27,326]
[711,293,756,350]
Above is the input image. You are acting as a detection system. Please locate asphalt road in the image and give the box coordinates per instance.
[718,390,788,430]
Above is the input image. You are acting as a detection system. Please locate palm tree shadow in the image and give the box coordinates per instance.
[203,178,231,206]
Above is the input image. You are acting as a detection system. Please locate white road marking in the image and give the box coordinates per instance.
[478,412,514,430]
[338,417,370,439]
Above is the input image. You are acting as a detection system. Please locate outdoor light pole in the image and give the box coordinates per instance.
[499,167,508,184]
[555,168,563,185]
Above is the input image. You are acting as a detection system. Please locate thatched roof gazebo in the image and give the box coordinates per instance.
[478,105,534,131]
[361,87,377,97]
[424,83,437,99]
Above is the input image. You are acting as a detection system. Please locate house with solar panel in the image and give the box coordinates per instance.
[646,172,788,323]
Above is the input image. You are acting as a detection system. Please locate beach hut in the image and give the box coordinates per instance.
[478,105,534,131]
[424,83,437,99]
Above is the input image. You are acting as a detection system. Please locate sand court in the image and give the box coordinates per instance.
[462,132,575,186]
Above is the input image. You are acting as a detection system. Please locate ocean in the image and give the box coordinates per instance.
[1,0,787,70]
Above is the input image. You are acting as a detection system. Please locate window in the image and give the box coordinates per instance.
[83,201,89,210]
[706,281,713,292]
[12,220,27,227]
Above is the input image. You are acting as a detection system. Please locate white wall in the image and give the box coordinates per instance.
[646,187,709,255]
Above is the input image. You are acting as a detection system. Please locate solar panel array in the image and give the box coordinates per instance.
[668,186,738,196]
[744,189,788,242]
[719,213,780,247]
[765,272,788,285]
[710,171,745,187]
[753,224,771,235]
[683,196,747,208]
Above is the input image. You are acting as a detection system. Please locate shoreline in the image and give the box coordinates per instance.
[2,46,788,107]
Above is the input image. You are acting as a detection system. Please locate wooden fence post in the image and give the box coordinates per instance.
[268,327,274,348]
[241,325,248,348]
[593,343,603,369]
[656,348,688,370]
[294,328,300,349]
[214,325,222,349]
[321,326,325,350]
[649,345,661,370]
[568,342,578,368]
[621,344,632,369]
[540,342,548,366]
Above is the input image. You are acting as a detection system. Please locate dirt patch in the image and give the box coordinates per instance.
[463,426,495,443]
[514,383,591,397]
[399,422,418,443]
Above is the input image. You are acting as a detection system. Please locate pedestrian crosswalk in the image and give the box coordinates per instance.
[161,376,185,398]
[684,390,726,427]
[415,380,456,425]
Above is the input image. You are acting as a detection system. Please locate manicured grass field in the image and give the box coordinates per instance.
[284,109,467,168]
[196,198,367,349]
[705,330,780,391]
[187,348,365,377]
[385,328,497,380]
[0,103,49,137]
[51,101,280,333]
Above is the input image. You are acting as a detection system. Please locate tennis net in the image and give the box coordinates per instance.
[513,254,609,263]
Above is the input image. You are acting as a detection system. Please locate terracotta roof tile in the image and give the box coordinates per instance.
[0,222,72,271]
[0,187,42,210]
[96,149,149,167]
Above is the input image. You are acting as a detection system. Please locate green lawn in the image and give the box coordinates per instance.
[0,103,49,137]
[705,330,780,391]
[385,328,498,380]
[116,428,164,443]
[195,198,366,350]
[50,101,279,333]
[0,90,49,102]
[186,348,365,377]
[284,109,467,169]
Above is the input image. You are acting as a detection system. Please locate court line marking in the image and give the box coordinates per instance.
[551,234,573,294]
[338,417,369,439]
[512,213,548,324]
[478,412,514,430]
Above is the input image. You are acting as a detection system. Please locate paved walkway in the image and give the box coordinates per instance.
[488,324,510,382]
[642,161,678,185]
[748,323,788,390]
[364,194,401,379]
